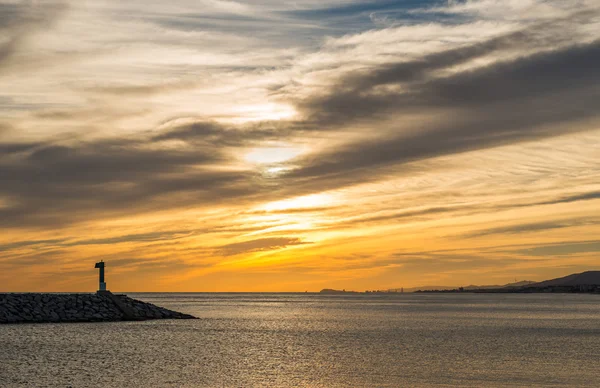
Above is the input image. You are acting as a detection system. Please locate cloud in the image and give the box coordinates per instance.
[66,231,191,246]
[216,237,308,256]
[338,12,593,93]
[0,1,68,67]
[288,39,600,185]
[152,121,287,146]
[389,254,528,272]
[105,256,196,271]
[0,133,265,227]
[279,0,427,31]
[535,191,600,206]
[513,240,600,256]
[0,0,599,290]
[0,232,193,255]
[464,219,599,238]
[0,141,40,156]
[1,6,599,230]
[0,249,68,267]
[0,238,65,253]
[334,206,469,228]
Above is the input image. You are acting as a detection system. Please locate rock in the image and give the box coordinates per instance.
[0,292,197,324]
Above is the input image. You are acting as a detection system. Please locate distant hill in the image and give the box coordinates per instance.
[395,280,536,293]
[326,272,600,294]
[415,271,600,293]
[529,271,600,287]
[503,280,537,288]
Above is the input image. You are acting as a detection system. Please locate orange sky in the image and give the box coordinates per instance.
[0,0,599,291]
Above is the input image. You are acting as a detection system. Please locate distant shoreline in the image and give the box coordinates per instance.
[322,270,600,295]
[416,285,600,294]
[319,288,600,295]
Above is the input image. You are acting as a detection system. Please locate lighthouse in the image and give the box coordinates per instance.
[94,261,108,291]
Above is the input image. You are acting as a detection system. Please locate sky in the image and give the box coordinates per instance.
[0,0,599,292]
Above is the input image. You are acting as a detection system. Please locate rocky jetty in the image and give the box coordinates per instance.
[0,292,196,324]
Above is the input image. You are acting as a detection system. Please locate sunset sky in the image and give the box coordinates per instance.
[1,0,599,292]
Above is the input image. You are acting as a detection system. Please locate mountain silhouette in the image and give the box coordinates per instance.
[529,271,600,287]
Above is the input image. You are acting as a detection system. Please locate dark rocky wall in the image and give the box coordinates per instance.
[0,292,196,324]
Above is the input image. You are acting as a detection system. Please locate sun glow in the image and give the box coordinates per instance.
[245,145,304,165]
[262,193,334,212]
[231,103,297,123]
[265,166,291,175]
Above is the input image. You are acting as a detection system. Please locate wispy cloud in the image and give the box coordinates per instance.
[0,1,69,67]
[217,237,309,256]
[1,0,599,291]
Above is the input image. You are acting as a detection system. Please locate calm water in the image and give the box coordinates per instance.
[1,293,599,387]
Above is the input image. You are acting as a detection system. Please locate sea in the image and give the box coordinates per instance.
[1,293,599,387]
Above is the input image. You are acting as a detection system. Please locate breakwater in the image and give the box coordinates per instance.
[0,292,196,324]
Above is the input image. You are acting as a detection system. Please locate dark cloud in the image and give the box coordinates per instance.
[0,239,65,253]
[417,43,600,109]
[345,12,592,94]
[536,191,600,206]
[66,231,190,247]
[155,121,269,145]
[87,82,199,97]
[0,142,41,156]
[0,231,192,255]
[1,13,599,231]
[216,237,308,256]
[393,239,600,258]
[153,121,294,148]
[480,191,600,213]
[0,1,68,67]
[513,240,600,257]
[0,249,68,267]
[288,40,600,184]
[335,206,468,228]
[298,12,598,125]
[464,219,599,238]
[0,134,267,228]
